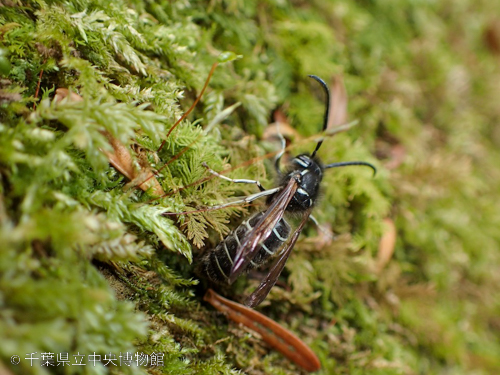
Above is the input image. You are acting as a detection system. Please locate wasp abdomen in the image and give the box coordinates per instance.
[202,212,291,284]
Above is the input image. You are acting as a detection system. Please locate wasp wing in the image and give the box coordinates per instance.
[245,209,312,307]
[228,177,298,284]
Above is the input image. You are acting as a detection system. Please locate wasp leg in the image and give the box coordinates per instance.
[202,162,267,192]
[309,214,336,242]
[308,214,320,227]
[274,121,287,174]
[162,182,281,216]
[203,187,282,211]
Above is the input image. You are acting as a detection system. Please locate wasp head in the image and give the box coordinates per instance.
[280,154,324,212]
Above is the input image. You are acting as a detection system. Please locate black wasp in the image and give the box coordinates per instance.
[200,75,376,307]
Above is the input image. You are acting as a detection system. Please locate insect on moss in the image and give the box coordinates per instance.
[196,75,376,307]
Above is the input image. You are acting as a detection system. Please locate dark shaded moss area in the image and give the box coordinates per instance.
[1,0,499,374]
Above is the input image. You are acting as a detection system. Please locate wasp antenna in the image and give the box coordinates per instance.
[324,161,377,176]
[308,75,330,158]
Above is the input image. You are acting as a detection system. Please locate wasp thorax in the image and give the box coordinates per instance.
[283,155,324,212]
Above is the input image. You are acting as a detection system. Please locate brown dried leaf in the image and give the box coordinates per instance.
[385,144,406,170]
[376,218,397,273]
[54,88,83,103]
[204,289,321,372]
[54,88,164,196]
[263,109,302,144]
[484,19,500,55]
[327,75,348,128]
